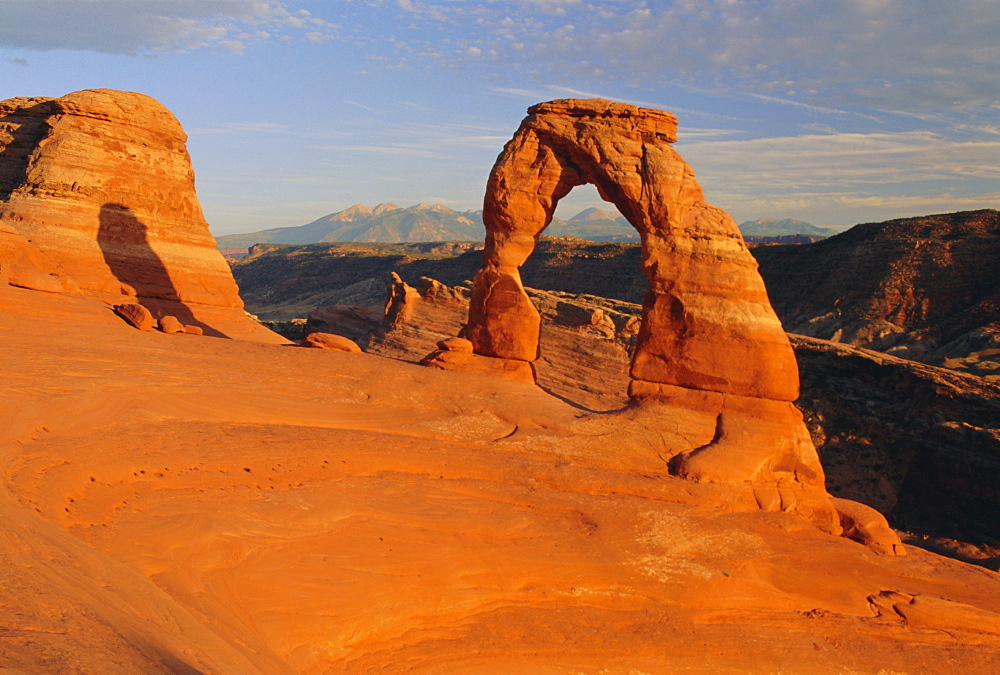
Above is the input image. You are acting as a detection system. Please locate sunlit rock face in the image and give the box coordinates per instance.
[468,99,845,534]
[0,89,269,339]
[471,98,798,400]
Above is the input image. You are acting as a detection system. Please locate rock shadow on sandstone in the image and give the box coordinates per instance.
[97,203,224,337]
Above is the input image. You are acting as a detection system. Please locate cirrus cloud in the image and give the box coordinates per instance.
[0,0,337,54]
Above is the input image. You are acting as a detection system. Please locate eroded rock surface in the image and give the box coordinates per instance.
[755,209,1000,379]
[0,89,282,342]
[466,98,839,532]
[470,99,797,399]
[300,332,362,352]
[4,286,998,671]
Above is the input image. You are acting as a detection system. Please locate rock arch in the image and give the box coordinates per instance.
[467,100,848,536]
[468,98,798,402]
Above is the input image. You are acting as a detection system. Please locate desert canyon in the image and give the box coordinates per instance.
[2,89,1000,672]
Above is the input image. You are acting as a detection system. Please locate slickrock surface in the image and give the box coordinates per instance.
[3,285,1000,671]
[0,89,283,342]
[468,99,833,528]
[323,276,1000,556]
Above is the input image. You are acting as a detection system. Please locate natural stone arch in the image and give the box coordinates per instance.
[467,98,799,403]
[433,98,906,545]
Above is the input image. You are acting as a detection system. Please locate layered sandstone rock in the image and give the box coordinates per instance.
[359,275,635,401]
[0,89,281,342]
[465,99,843,534]
[754,209,1000,374]
[471,99,798,399]
[300,332,362,352]
[113,302,153,332]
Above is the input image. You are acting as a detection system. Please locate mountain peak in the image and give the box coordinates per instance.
[372,202,401,215]
[329,204,374,222]
[739,217,828,238]
[569,207,621,222]
[412,203,456,214]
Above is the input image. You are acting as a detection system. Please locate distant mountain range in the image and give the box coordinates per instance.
[215,203,644,253]
[215,203,483,251]
[216,204,832,253]
[738,217,834,238]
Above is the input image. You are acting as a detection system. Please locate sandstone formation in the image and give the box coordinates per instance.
[754,209,1000,378]
[831,497,906,556]
[232,237,999,562]
[113,302,153,331]
[3,285,1000,670]
[157,315,183,334]
[232,211,1000,381]
[466,99,835,531]
[359,274,635,403]
[470,99,796,396]
[300,332,362,352]
[341,275,996,561]
[0,89,283,343]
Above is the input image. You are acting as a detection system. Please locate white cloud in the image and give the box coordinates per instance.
[682,131,1000,187]
[679,129,1000,225]
[369,0,999,114]
[0,0,337,54]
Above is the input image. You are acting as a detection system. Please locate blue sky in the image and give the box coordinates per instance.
[1,0,997,235]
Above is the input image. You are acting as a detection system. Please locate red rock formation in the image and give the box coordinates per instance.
[0,89,281,342]
[753,209,1000,375]
[158,315,184,334]
[471,99,798,400]
[113,302,153,331]
[467,99,844,535]
[300,332,362,352]
[3,286,1000,670]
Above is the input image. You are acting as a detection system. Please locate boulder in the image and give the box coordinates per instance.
[113,303,153,331]
[301,332,362,353]
[158,315,184,334]
[183,325,204,336]
[437,337,473,353]
[832,497,905,555]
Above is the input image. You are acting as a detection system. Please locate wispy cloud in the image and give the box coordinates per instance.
[683,131,1000,187]
[0,0,337,54]
[328,144,444,158]
[365,0,999,114]
[680,129,1000,225]
[189,121,292,135]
